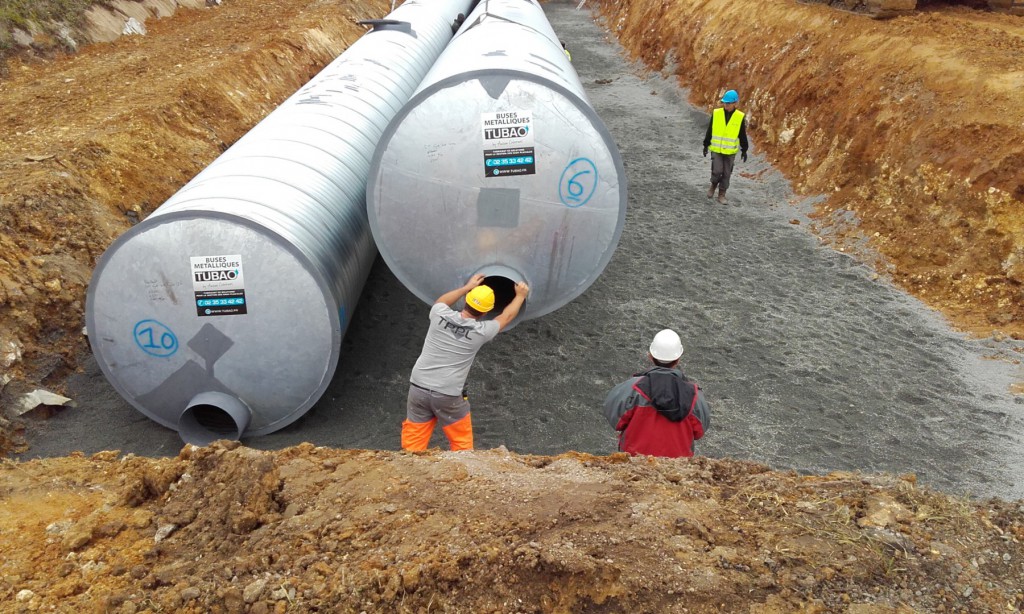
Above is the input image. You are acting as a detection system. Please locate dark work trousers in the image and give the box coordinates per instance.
[710,152,736,192]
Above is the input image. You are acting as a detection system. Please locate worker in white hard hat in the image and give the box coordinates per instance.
[602,329,711,457]
[702,89,748,205]
[402,273,529,452]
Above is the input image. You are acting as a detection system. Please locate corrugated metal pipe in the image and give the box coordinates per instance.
[86,0,473,446]
[367,0,628,324]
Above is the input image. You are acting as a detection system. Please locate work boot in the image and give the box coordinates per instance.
[717,189,728,205]
[706,184,716,199]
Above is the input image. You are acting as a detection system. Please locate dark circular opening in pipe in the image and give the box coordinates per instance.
[482,275,515,315]
[178,392,251,446]
[190,405,237,434]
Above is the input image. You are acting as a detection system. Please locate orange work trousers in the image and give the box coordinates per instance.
[401,414,473,451]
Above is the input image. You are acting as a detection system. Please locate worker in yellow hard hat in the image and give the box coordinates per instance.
[402,273,529,451]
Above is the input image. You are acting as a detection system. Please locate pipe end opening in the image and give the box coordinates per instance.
[471,265,526,326]
[179,392,251,446]
[483,274,516,314]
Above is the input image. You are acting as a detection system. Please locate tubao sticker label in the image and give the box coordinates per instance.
[482,110,536,177]
[190,254,247,317]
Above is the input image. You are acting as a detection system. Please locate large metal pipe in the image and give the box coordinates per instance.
[367,0,627,322]
[85,0,472,446]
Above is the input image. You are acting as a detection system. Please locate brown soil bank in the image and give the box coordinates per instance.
[595,0,1024,337]
[1,443,1022,612]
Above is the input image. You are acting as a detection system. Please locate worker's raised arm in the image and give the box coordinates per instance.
[436,274,485,307]
[493,282,529,331]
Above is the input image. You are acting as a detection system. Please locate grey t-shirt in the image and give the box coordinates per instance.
[410,303,501,396]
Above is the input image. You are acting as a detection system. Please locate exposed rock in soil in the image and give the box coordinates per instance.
[0,0,209,71]
[1,443,1022,612]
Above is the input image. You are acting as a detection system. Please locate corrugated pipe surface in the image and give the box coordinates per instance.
[368,0,627,324]
[86,0,472,445]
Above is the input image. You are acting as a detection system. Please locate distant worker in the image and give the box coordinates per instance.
[702,89,748,205]
[561,40,572,62]
[451,12,465,35]
[402,273,530,451]
[603,329,710,457]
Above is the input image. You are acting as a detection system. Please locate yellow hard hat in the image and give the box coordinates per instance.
[466,285,495,313]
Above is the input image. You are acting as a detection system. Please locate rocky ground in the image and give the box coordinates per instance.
[2,0,1024,611]
[1,442,1023,613]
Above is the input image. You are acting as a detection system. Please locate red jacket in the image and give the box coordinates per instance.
[604,367,709,458]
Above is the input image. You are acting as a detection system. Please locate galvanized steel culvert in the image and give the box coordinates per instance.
[367,0,628,322]
[85,0,474,445]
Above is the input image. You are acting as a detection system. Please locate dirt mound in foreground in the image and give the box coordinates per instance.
[1,443,1022,613]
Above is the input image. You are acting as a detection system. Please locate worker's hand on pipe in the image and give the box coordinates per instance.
[702,146,708,157]
[741,151,747,163]
[514,282,530,298]
[466,273,486,289]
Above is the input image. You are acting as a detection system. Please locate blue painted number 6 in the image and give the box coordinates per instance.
[134,319,179,357]
[559,158,598,208]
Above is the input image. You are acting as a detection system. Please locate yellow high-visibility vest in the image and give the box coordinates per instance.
[709,108,744,155]
[564,48,572,62]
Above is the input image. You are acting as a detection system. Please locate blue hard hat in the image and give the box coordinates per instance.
[721,89,739,103]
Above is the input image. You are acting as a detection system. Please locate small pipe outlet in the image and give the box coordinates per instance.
[178,392,252,446]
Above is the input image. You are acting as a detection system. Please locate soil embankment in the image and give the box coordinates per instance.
[596,0,1024,337]
[1,443,1023,612]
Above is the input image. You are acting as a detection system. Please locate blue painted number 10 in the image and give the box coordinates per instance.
[134,319,179,357]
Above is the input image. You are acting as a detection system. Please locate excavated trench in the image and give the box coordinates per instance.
[595,0,1024,337]
[2,0,1024,502]
[2,3,1024,612]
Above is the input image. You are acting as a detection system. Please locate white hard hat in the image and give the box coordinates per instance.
[649,329,683,362]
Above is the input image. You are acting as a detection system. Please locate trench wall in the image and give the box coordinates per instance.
[594,0,1024,334]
